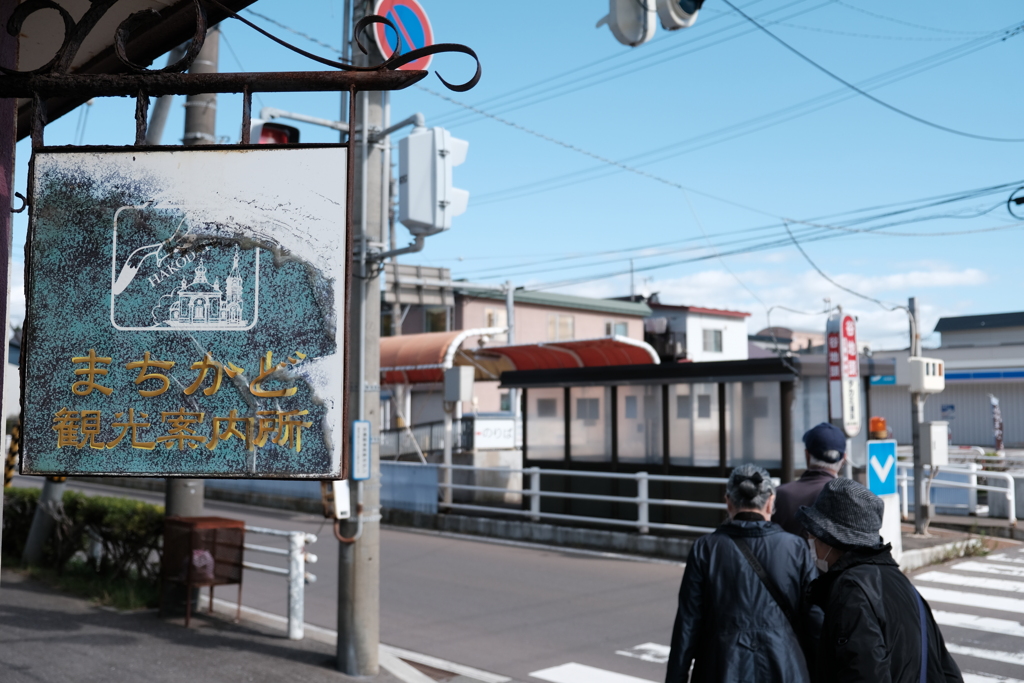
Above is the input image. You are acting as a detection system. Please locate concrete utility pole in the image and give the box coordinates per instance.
[145,44,188,145]
[337,1,384,675]
[0,0,18,574]
[909,296,929,534]
[166,27,219,519]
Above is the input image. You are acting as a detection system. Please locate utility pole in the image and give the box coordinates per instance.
[145,44,187,145]
[337,1,383,675]
[909,296,928,534]
[166,26,219,519]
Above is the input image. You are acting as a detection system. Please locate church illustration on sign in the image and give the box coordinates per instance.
[166,245,248,329]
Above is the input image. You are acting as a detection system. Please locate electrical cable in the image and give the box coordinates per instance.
[468,23,1020,207]
[833,0,992,36]
[431,0,832,129]
[720,0,1024,142]
[220,30,267,109]
[781,221,918,344]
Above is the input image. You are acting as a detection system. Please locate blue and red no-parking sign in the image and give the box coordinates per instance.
[373,0,434,71]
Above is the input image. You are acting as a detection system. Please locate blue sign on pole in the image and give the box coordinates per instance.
[867,440,898,496]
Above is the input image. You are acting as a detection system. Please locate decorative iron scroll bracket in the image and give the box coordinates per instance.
[0,0,481,98]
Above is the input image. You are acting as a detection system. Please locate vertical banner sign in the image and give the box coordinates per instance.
[990,394,1004,451]
[352,420,371,481]
[827,312,862,437]
[22,148,348,478]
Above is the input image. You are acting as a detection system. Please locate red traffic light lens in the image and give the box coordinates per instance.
[259,123,300,144]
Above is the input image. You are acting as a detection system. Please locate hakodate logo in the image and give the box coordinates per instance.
[110,205,260,332]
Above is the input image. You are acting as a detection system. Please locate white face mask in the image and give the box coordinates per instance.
[808,538,833,573]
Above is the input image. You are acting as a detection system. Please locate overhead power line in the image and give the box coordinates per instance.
[469,22,1020,207]
[720,0,1024,142]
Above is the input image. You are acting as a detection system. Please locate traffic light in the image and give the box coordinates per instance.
[246,119,300,144]
[598,0,657,47]
[657,0,703,30]
[399,126,469,236]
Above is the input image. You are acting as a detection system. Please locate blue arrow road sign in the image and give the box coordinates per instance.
[867,440,898,496]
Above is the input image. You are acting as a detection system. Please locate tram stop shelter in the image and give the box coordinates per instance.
[499,354,895,531]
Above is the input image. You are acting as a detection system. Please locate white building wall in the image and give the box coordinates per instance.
[686,313,749,362]
[870,382,1024,448]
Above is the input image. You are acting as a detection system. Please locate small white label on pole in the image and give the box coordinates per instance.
[352,420,371,481]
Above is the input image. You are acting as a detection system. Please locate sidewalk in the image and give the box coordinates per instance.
[0,569,403,683]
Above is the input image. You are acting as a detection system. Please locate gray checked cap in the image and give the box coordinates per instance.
[797,477,885,550]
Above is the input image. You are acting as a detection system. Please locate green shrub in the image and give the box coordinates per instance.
[2,487,164,608]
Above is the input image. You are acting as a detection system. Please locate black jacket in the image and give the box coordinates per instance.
[810,546,963,683]
[666,516,820,683]
[773,469,836,537]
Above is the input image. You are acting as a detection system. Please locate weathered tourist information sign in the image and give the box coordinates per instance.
[22,147,347,478]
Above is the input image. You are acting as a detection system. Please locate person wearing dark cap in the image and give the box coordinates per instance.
[666,464,820,683]
[773,422,847,537]
[798,478,962,683]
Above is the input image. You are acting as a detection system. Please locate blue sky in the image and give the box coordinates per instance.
[12,0,1024,349]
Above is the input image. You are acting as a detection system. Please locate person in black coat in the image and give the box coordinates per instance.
[773,422,847,537]
[665,464,820,683]
[798,478,963,683]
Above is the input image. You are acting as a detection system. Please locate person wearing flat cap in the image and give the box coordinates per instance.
[773,422,847,538]
[799,478,962,683]
[666,464,820,683]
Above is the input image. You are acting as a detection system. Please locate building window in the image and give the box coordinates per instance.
[624,395,638,419]
[702,329,723,353]
[500,392,511,412]
[576,397,600,421]
[484,307,508,342]
[676,395,691,419]
[697,394,712,419]
[425,307,449,333]
[537,398,558,417]
[605,321,628,336]
[547,313,575,341]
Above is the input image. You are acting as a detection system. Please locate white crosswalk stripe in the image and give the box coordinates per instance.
[529,663,656,683]
[963,674,1024,683]
[912,548,1024,683]
[934,610,1024,639]
[951,561,1024,578]
[916,570,1024,594]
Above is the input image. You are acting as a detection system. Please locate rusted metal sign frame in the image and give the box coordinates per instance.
[6,0,480,479]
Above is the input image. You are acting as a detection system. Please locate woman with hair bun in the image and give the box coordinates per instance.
[665,464,821,683]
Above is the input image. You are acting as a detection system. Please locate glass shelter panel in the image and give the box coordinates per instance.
[617,385,662,465]
[668,384,694,466]
[726,382,782,468]
[570,386,611,461]
[691,383,720,467]
[527,388,564,460]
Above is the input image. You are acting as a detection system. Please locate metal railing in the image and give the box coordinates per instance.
[387,461,732,535]
[380,420,473,458]
[242,525,318,640]
[897,465,1017,526]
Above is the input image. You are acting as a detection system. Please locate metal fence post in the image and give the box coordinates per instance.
[967,462,978,516]
[637,471,649,535]
[899,468,909,520]
[529,467,541,522]
[287,532,305,640]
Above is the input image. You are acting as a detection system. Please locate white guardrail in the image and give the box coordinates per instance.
[392,461,748,535]
[242,525,318,640]
[896,464,1017,526]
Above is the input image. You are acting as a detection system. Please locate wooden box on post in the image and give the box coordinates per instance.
[161,516,245,627]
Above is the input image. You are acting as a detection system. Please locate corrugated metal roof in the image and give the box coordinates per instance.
[455,287,652,317]
[935,311,1024,333]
